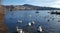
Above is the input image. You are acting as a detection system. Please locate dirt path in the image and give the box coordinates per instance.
[0,6,7,33]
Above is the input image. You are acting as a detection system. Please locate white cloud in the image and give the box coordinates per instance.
[50,5,60,8]
[33,0,60,8]
[49,0,60,8]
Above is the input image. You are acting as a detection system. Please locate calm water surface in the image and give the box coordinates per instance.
[4,10,60,33]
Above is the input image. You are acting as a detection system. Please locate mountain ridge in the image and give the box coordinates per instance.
[2,4,60,10]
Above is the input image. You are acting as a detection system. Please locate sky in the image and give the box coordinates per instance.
[2,0,60,8]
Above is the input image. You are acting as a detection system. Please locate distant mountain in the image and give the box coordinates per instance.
[22,4,60,10]
[3,4,60,10]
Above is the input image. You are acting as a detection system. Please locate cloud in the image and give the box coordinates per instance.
[25,0,56,6]
[29,0,60,8]
[49,0,60,8]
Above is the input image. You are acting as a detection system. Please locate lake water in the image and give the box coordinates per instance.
[4,10,60,33]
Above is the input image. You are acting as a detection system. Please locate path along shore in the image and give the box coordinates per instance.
[0,6,7,33]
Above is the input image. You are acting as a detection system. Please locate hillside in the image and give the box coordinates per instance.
[22,4,60,10]
[3,4,60,10]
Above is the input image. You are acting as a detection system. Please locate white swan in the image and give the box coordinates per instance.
[38,26,43,32]
[28,21,35,26]
[32,21,35,24]
[18,20,22,23]
[16,26,24,33]
[28,22,31,26]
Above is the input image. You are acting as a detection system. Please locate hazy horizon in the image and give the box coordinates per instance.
[2,0,60,8]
